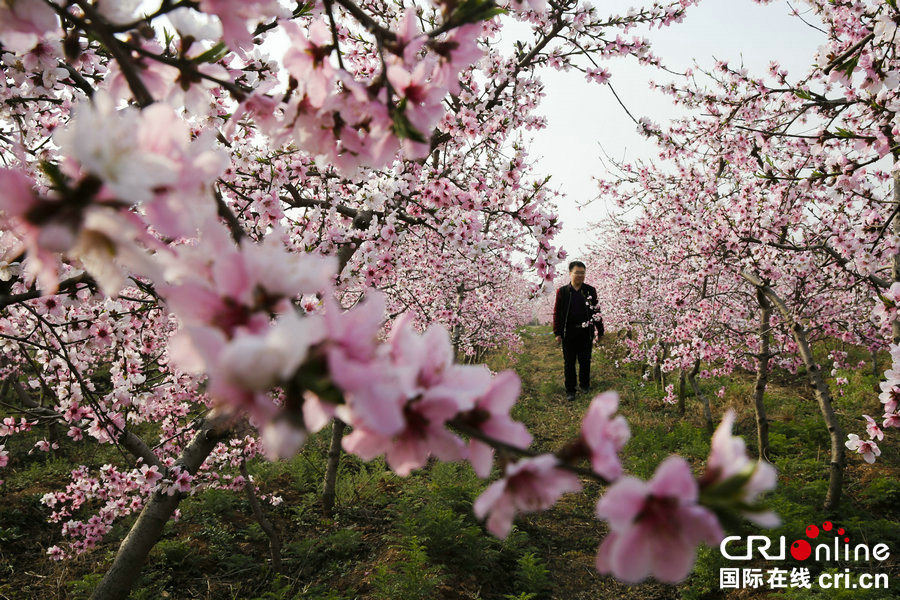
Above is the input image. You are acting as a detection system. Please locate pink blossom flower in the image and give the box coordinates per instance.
[217,311,325,391]
[878,381,900,414]
[595,456,723,583]
[464,370,532,478]
[394,7,426,63]
[585,67,611,84]
[662,383,677,405]
[863,415,884,441]
[0,445,8,467]
[328,349,407,436]
[283,20,335,106]
[846,434,881,464]
[580,392,630,481]
[343,392,467,476]
[473,454,581,538]
[703,410,778,527]
[54,96,181,205]
[883,412,900,428]
[509,0,547,12]
[261,420,307,460]
[198,0,288,49]
[432,25,483,96]
[0,0,59,53]
[137,465,163,487]
[171,468,194,494]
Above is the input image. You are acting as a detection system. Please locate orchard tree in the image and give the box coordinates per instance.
[588,0,900,511]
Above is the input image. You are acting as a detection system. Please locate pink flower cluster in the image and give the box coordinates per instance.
[593,409,776,583]
[849,342,900,463]
[228,8,489,175]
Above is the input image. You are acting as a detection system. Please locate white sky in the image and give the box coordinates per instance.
[500,0,827,262]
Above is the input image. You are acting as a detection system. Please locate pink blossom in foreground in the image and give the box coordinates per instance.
[464,370,533,478]
[0,0,59,52]
[474,454,581,538]
[261,419,307,461]
[863,415,884,441]
[0,445,8,467]
[197,0,288,49]
[596,456,723,583]
[704,410,778,527]
[343,393,468,477]
[883,412,900,428]
[878,380,900,414]
[580,391,630,481]
[845,434,881,464]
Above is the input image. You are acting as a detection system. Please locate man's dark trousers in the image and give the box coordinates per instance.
[563,327,592,394]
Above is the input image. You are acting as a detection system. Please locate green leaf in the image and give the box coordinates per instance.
[294,1,315,17]
[39,160,68,191]
[192,42,229,64]
[451,0,507,24]
[793,89,813,100]
[699,464,757,504]
[391,100,427,144]
[834,127,856,138]
[836,55,859,79]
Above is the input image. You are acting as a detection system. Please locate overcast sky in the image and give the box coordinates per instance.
[500,0,827,262]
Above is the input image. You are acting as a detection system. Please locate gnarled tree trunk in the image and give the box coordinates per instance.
[91,416,229,600]
[240,462,282,573]
[321,419,345,515]
[742,272,844,511]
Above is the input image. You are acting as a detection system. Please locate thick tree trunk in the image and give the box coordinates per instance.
[321,419,345,515]
[753,289,772,462]
[741,272,844,511]
[91,417,229,600]
[240,462,281,573]
[687,359,714,435]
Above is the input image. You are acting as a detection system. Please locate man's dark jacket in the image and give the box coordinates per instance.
[552,283,603,340]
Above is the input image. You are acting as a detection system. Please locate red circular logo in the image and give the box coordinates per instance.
[806,524,819,538]
[790,540,812,561]
[823,521,833,531]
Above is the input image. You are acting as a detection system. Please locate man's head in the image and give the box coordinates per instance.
[568,261,586,288]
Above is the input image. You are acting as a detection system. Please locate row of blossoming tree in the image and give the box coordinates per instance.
[0,0,783,598]
[588,0,900,514]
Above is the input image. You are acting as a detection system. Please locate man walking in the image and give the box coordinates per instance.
[553,261,603,401]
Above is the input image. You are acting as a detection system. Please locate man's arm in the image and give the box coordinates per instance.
[552,287,563,341]
[588,285,603,338]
